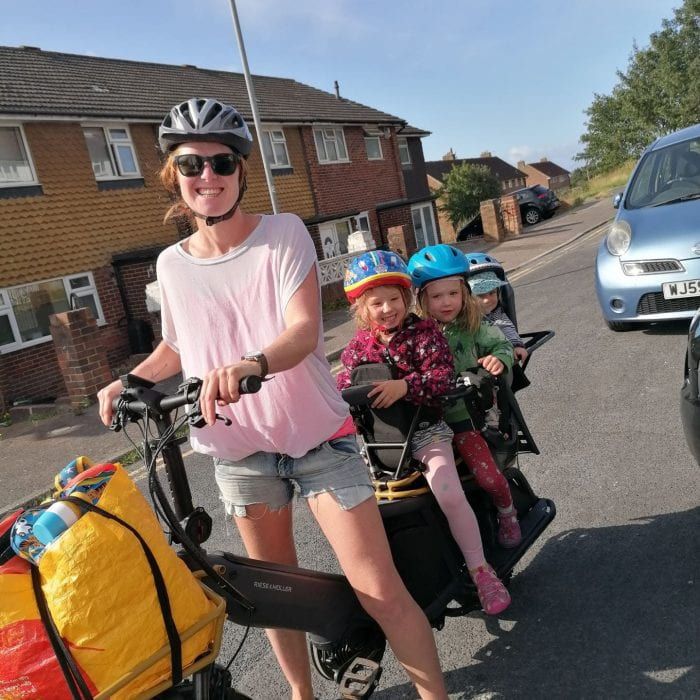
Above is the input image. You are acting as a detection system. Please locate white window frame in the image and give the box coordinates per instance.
[354,211,371,232]
[0,272,105,353]
[261,126,290,168]
[313,126,349,164]
[411,203,438,248]
[0,123,39,188]
[319,214,369,259]
[398,137,411,165]
[82,124,141,180]
[364,131,383,161]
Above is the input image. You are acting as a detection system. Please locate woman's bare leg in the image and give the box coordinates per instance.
[309,494,448,700]
[234,503,314,700]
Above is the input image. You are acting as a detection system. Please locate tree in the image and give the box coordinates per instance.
[577,0,700,173]
[438,163,502,231]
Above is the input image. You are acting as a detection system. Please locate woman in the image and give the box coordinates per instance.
[97,98,447,700]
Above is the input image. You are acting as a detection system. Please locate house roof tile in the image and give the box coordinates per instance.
[527,160,570,177]
[0,45,419,128]
[425,156,525,182]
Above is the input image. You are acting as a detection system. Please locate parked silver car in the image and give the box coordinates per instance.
[595,123,700,331]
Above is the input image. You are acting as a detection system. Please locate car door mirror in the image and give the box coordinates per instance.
[612,192,623,208]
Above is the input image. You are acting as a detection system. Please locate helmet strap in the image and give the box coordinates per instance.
[191,178,247,227]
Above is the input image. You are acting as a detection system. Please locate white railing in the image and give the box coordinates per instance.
[318,252,353,286]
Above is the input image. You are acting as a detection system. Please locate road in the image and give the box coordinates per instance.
[134,227,699,699]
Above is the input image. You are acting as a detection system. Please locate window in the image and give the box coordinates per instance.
[83,125,140,179]
[261,128,290,168]
[411,203,438,248]
[0,273,104,352]
[398,137,411,165]
[364,135,383,160]
[313,127,349,164]
[319,213,372,258]
[0,125,38,186]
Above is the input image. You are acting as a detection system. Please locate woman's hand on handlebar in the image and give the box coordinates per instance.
[201,361,260,426]
[97,379,124,427]
[477,355,505,376]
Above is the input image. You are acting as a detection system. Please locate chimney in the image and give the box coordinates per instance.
[480,151,492,158]
[442,148,456,161]
[540,156,548,162]
[334,80,340,99]
[517,160,526,169]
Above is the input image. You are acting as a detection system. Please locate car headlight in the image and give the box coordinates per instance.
[606,221,632,256]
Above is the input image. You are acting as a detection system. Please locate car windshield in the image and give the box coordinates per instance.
[626,135,700,209]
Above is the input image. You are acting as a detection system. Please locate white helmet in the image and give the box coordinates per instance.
[158,98,253,157]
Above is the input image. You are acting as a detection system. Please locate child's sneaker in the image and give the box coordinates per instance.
[497,511,522,548]
[471,564,511,615]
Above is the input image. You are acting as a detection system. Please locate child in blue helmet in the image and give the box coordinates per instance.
[339,250,511,615]
[409,245,522,549]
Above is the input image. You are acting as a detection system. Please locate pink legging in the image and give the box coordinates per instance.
[453,430,513,511]
[414,441,486,571]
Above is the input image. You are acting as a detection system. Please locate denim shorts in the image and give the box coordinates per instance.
[213,436,374,517]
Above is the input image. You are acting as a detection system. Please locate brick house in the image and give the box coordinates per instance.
[517,158,571,191]
[0,45,436,403]
[425,150,527,241]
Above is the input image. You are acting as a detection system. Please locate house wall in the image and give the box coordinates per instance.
[0,122,178,286]
[244,126,316,217]
[377,205,415,257]
[427,174,458,243]
[402,138,432,201]
[301,126,406,220]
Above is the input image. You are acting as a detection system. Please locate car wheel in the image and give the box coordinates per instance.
[606,320,633,331]
[523,207,541,225]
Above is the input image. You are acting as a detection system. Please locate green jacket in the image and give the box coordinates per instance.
[442,321,514,425]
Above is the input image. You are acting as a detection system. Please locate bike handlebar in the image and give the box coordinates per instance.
[111,374,262,421]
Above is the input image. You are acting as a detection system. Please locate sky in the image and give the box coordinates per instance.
[1,0,683,172]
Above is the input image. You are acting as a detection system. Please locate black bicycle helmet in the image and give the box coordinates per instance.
[158,98,253,157]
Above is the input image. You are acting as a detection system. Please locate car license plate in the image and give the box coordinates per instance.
[662,279,700,299]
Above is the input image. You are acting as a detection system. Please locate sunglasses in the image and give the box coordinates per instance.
[174,152,240,177]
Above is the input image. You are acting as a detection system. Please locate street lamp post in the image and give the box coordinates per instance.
[228,0,280,214]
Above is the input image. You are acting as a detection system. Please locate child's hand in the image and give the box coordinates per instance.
[478,355,504,376]
[368,379,408,408]
[513,346,529,364]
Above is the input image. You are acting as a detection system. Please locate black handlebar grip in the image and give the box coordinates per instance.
[239,375,262,394]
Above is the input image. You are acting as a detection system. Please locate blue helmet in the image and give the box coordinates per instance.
[464,252,506,281]
[407,245,468,289]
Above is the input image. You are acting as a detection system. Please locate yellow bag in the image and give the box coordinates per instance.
[1,463,225,699]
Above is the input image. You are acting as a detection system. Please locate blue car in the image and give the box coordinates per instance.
[680,308,700,465]
[595,123,700,331]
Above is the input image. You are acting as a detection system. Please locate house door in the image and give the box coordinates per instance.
[319,222,341,258]
[411,204,439,248]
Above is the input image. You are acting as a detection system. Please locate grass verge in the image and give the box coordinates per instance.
[559,161,636,207]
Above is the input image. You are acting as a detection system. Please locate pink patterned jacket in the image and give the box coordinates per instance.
[336,313,455,406]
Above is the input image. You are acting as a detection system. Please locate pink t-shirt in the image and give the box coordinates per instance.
[157,213,349,461]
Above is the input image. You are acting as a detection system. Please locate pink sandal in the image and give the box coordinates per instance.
[497,511,522,548]
[471,564,511,615]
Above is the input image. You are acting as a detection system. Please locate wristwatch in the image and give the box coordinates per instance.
[241,350,268,379]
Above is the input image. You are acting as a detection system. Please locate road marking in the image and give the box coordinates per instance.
[508,224,607,283]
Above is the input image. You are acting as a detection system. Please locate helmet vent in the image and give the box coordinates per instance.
[203,101,223,125]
